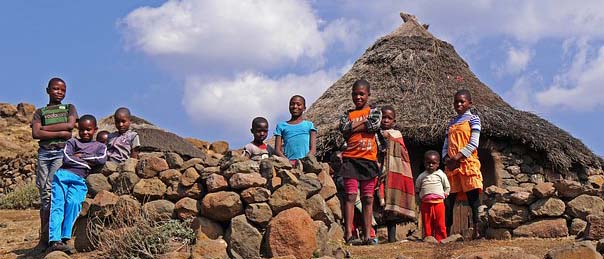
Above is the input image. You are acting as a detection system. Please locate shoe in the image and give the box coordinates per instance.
[49,242,71,253]
[364,238,378,246]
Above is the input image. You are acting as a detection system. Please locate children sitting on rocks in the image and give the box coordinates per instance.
[243,117,275,160]
[106,107,140,162]
[274,95,317,165]
[48,114,107,253]
[416,150,450,242]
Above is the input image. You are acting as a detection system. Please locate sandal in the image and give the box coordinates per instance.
[364,238,378,246]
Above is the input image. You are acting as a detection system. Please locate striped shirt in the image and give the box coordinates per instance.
[442,110,481,159]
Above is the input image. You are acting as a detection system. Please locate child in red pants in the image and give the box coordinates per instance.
[415,150,450,242]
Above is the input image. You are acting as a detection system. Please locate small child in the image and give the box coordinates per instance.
[243,117,275,160]
[274,95,317,164]
[376,105,416,243]
[95,130,110,145]
[106,107,140,162]
[338,79,382,245]
[48,115,107,252]
[416,150,450,242]
[31,77,78,249]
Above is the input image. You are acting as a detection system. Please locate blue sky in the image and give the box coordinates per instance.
[1,1,602,155]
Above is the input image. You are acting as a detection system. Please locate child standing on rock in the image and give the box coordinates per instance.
[244,117,275,160]
[339,79,382,245]
[443,89,483,238]
[48,115,107,253]
[274,95,317,165]
[416,150,450,242]
[106,107,140,162]
[31,77,78,250]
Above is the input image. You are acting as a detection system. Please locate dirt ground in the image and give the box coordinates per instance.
[0,209,580,259]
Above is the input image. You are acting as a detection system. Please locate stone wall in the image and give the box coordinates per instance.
[76,151,344,259]
[0,155,36,195]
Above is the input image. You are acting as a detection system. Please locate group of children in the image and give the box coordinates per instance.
[32,76,482,253]
[242,79,483,245]
[32,78,141,253]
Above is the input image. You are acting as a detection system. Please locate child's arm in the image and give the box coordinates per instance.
[274,136,286,158]
[32,121,72,140]
[458,116,481,158]
[82,144,107,167]
[350,107,382,134]
[415,173,423,194]
[62,139,90,169]
[338,112,352,135]
[441,171,451,197]
[130,133,141,159]
[308,128,317,157]
[38,105,77,132]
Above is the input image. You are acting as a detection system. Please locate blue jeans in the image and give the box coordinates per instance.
[49,169,87,242]
[37,148,64,210]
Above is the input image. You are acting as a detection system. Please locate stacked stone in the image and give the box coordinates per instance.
[0,155,37,195]
[77,150,343,259]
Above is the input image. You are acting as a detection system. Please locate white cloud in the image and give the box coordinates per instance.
[501,46,533,75]
[503,72,541,111]
[121,0,333,72]
[182,69,341,140]
[536,44,604,110]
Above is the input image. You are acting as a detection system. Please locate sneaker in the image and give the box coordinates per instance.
[49,242,71,253]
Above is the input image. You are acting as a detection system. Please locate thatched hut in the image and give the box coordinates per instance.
[306,13,603,238]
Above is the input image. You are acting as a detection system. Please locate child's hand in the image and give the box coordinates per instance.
[59,131,72,140]
[382,130,390,139]
[73,153,83,158]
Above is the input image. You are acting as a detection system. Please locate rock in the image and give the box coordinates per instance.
[99,161,119,176]
[245,202,273,227]
[203,157,221,168]
[182,158,203,170]
[272,176,282,190]
[485,228,511,240]
[508,191,534,205]
[156,251,191,259]
[506,165,521,175]
[567,194,604,220]
[326,196,342,220]
[277,169,299,186]
[267,207,317,259]
[201,191,243,222]
[159,169,182,184]
[298,174,322,198]
[17,102,36,118]
[191,216,224,240]
[240,187,271,204]
[210,141,229,154]
[225,215,262,259]
[571,218,588,236]
[440,234,463,244]
[544,241,602,259]
[304,194,335,224]
[224,160,259,178]
[205,174,229,192]
[80,198,93,216]
[180,167,200,187]
[586,214,604,240]
[178,182,203,199]
[270,156,293,170]
[328,223,344,243]
[174,197,200,220]
[484,185,509,202]
[533,182,556,198]
[589,175,604,189]
[269,184,306,214]
[300,155,322,174]
[556,180,588,198]
[314,220,329,257]
[186,137,210,150]
[120,158,138,173]
[43,251,71,259]
[203,166,221,175]
[164,152,184,169]
[512,218,568,238]
[111,172,140,195]
[86,174,112,196]
[530,197,565,217]
[515,173,530,183]
[191,237,228,259]
[142,200,175,221]
[487,202,529,228]
[73,217,97,252]
[132,178,166,201]
[317,168,337,199]
[229,173,267,189]
[530,174,545,184]
[164,182,180,201]
[89,190,119,218]
[423,236,438,244]
[519,182,536,190]
[460,246,538,259]
[597,239,604,254]
[114,195,141,216]
[137,156,169,179]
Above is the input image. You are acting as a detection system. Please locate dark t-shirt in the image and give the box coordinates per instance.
[31,103,78,149]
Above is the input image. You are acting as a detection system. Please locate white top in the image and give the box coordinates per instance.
[415,169,450,199]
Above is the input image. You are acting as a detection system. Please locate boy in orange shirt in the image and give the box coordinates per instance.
[339,79,382,245]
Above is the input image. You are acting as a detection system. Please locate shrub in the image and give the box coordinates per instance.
[0,183,39,209]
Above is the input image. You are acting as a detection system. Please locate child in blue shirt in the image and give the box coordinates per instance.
[274,95,317,163]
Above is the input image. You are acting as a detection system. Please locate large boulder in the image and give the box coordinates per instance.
[191,216,224,240]
[566,194,604,220]
[201,191,243,222]
[132,178,166,201]
[298,174,322,198]
[245,202,273,227]
[159,169,181,184]
[164,152,184,169]
[223,160,260,178]
[88,190,119,218]
[325,196,342,220]
[586,214,604,240]
[180,167,200,187]
[304,194,335,225]
[269,184,306,214]
[177,182,203,199]
[570,218,588,236]
[174,197,200,220]
[240,187,271,204]
[120,158,138,173]
[317,168,337,199]
[300,156,322,174]
[487,202,529,228]
[555,180,591,199]
[533,182,556,198]
[266,207,317,259]
[86,173,112,196]
[210,141,229,154]
[529,197,565,217]
[142,199,175,221]
[229,173,267,189]
[205,174,229,192]
[508,191,534,205]
[544,241,602,259]
[512,218,568,238]
[224,215,262,259]
[137,156,169,179]
[191,237,228,259]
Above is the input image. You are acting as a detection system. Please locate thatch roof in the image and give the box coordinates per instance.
[135,128,206,159]
[305,12,601,171]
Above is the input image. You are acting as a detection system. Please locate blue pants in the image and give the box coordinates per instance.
[49,169,87,243]
[37,148,64,210]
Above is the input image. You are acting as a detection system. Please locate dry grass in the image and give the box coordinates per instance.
[0,183,39,209]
